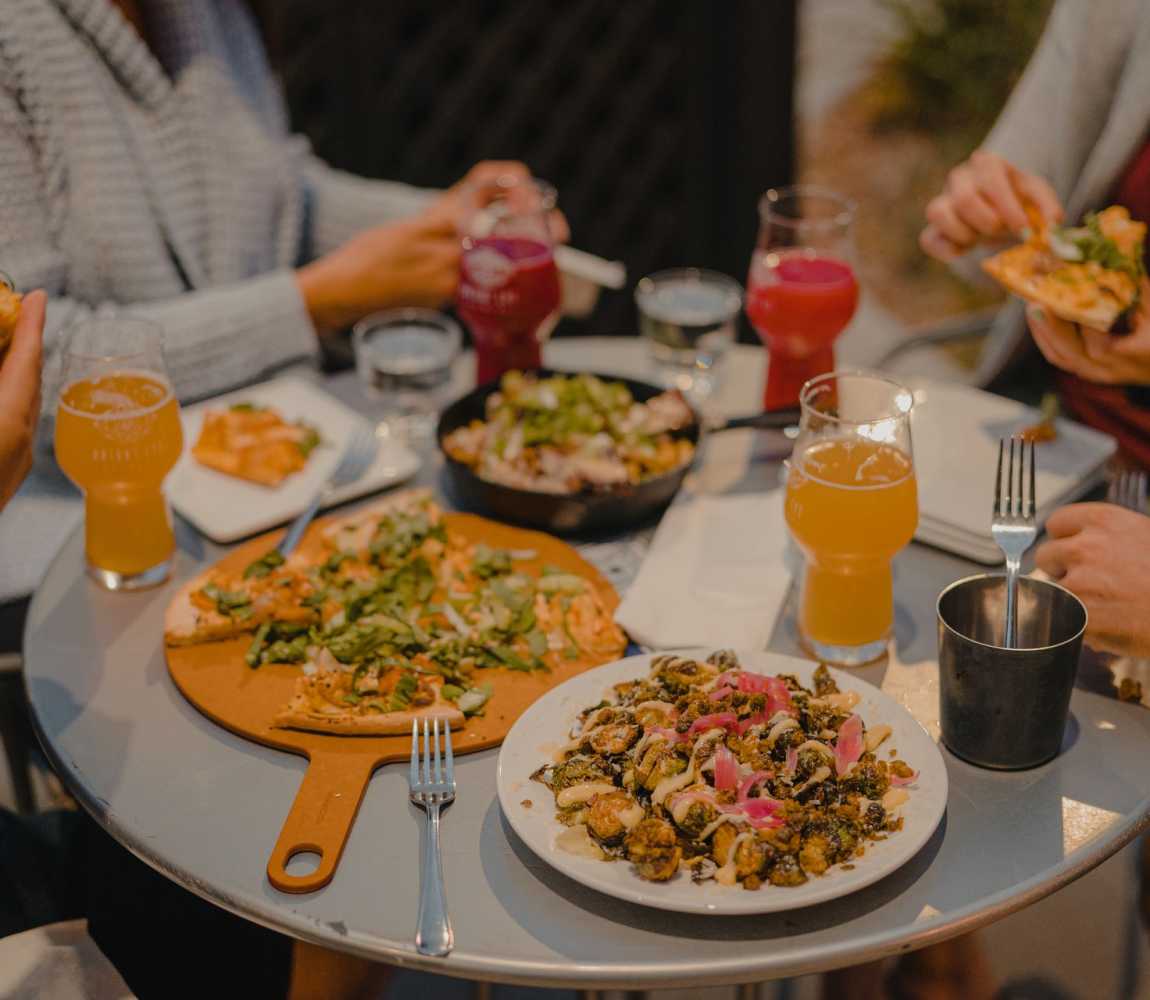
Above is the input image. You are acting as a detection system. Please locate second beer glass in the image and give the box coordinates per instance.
[784,372,918,666]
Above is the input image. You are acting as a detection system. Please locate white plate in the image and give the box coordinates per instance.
[497,650,947,915]
[910,379,1115,562]
[168,376,420,543]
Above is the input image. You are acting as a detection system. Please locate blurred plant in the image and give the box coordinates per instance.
[870,0,1053,154]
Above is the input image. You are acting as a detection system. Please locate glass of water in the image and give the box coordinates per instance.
[352,309,462,440]
[635,268,743,405]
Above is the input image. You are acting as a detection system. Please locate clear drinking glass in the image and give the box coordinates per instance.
[635,268,743,406]
[456,177,561,384]
[746,186,859,411]
[783,371,918,666]
[352,308,462,440]
[54,318,183,591]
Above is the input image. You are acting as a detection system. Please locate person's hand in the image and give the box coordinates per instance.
[425,160,571,244]
[920,150,1062,261]
[1035,502,1150,656]
[1027,283,1150,385]
[0,289,46,511]
[297,211,462,331]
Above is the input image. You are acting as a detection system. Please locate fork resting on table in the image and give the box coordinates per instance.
[409,717,456,957]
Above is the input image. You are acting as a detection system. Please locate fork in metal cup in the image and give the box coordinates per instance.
[937,574,1087,770]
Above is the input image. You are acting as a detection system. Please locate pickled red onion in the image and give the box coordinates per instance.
[713,745,739,791]
[835,714,864,777]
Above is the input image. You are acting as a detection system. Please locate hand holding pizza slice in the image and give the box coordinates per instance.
[983,205,1147,330]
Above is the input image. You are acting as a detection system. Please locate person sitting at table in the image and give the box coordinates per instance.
[0,0,558,406]
[919,0,1150,468]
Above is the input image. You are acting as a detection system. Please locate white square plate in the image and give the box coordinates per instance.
[909,379,1116,562]
[168,376,420,543]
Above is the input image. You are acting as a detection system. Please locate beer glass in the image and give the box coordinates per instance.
[784,371,917,665]
[55,319,183,590]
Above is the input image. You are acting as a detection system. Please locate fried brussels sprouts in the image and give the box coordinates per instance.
[547,754,613,792]
[712,822,739,866]
[768,852,808,887]
[625,817,682,881]
[651,655,716,696]
[636,743,687,791]
[842,759,890,800]
[706,649,741,670]
[677,800,720,838]
[585,722,642,757]
[812,663,839,697]
[734,836,770,879]
[587,791,639,845]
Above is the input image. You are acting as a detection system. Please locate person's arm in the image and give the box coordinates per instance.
[0,290,45,510]
[0,86,318,403]
[301,156,437,259]
[920,0,1132,263]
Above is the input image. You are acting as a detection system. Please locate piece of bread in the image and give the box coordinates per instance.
[0,283,22,355]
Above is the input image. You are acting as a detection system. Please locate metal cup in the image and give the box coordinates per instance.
[937,574,1087,770]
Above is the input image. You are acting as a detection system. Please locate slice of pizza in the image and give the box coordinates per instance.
[317,488,446,569]
[0,279,21,355]
[164,553,321,646]
[983,205,1146,329]
[192,403,321,487]
[274,661,465,735]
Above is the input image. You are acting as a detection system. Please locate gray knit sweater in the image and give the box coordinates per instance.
[0,0,432,402]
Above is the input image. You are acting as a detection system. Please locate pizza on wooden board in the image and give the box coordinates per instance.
[164,489,627,736]
[982,205,1146,330]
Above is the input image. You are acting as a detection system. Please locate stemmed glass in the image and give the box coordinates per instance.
[784,371,918,666]
[456,177,561,384]
[746,186,859,411]
[54,319,184,590]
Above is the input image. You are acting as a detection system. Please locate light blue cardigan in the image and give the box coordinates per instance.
[0,0,433,402]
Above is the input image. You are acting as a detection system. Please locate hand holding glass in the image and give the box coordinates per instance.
[456,177,561,384]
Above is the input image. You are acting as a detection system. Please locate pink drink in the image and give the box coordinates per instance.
[746,250,859,411]
[457,236,561,384]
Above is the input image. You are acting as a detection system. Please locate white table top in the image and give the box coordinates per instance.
[22,338,1150,989]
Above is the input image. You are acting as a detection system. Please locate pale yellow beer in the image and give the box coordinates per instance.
[56,370,183,579]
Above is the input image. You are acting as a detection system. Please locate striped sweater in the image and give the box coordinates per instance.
[0,0,432,402]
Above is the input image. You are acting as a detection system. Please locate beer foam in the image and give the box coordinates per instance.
[58,368,175,421]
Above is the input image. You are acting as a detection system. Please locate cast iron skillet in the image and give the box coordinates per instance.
[436,369,800,535]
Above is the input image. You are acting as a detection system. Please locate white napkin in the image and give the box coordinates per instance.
[615,490,792,650]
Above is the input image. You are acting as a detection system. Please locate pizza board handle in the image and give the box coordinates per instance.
[267,751,377,893]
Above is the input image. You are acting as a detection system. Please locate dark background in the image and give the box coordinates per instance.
[254,0,797,339]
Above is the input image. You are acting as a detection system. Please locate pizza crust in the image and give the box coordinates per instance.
[163,574,237,646]
[982,250,1124,328]
[273,700,464,735]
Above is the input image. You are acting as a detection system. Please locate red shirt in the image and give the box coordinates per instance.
[1057,138,1150,467]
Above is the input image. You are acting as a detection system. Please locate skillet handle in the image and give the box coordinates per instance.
[710,407,801,434]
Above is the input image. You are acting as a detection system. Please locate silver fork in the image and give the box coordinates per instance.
[277,423,378,556]
[409,717,456,957]
[1108,468,1148,513]
[992,436,1038,649]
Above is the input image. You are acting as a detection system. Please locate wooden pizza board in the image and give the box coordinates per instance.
[166,511,622,894]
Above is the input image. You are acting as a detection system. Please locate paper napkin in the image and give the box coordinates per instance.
[615,490,792,650]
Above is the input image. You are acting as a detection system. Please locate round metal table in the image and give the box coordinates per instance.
[23,339,1150,989]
